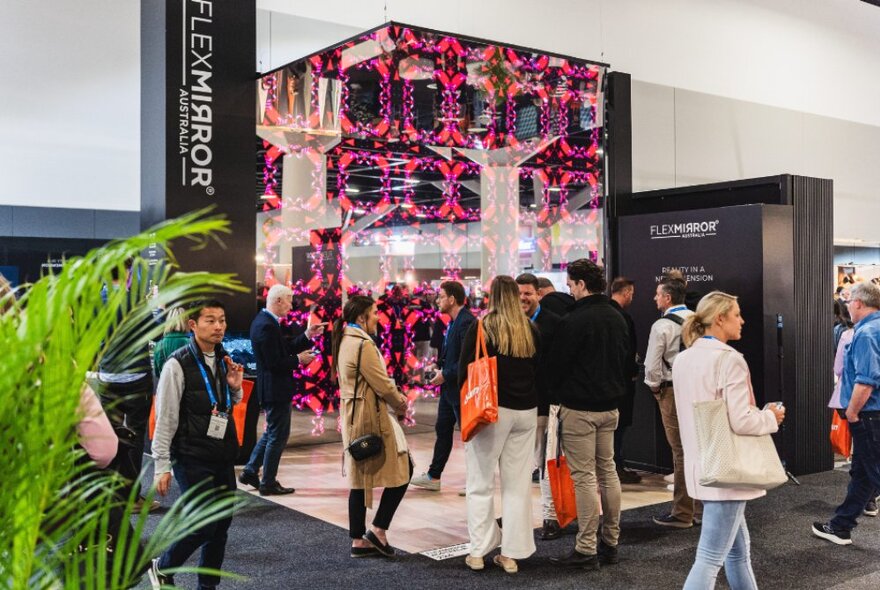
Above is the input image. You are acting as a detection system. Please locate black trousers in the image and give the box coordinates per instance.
[349,459,414,539]
[427,392,460,479]
[160,460,236,588]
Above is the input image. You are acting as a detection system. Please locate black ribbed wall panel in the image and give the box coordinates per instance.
[789,176,834,474]
[614,175,834,476]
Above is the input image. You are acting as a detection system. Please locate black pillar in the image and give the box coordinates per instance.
[604,71,632,278]
[141,0,256,331]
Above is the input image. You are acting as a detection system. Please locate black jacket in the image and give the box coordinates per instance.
[534,306,561,415]
[458,320,540,411]
[250,310,312,406]
[549,294,629,412]
[438,307,476,405]
[540,291,575,317]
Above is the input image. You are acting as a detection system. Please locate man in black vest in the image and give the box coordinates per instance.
[239,284,323,495]
[150,299,244,590]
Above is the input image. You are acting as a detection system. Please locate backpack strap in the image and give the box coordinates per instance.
[660,313,686,370]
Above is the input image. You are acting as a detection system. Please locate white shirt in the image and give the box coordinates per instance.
[644,306,694,389]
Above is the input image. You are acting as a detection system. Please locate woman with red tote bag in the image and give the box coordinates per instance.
[457,276,540,574]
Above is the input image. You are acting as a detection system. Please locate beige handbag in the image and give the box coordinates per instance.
[692,351,787,490]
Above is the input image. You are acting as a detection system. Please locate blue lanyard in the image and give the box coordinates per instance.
[701,335,717,340]
[667,305,687,315]
[189,342,231,412]
[530,305,541,323]
[347,322,362,330]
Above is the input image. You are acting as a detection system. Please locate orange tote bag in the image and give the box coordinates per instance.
[547,455,578,528]
[830,411,852,459]
[460,319,498,442]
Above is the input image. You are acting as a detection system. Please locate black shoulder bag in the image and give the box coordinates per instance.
[345,340,384,462]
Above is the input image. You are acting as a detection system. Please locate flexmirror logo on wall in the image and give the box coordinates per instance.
[649,219,719,240]
[178,0,214,193]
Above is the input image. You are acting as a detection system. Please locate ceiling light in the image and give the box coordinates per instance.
[426,83,437,89]
[352,207,366,215]
[548,187,562,192]
[400,203,414,209]
[529,203,537,208]
[260,193,278,199]
[345,187,360,193]
[415,212,428,218]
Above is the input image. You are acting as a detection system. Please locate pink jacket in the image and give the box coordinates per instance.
[672,337,779,501]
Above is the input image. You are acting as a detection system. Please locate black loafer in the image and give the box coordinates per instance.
[363,530,395,557]
[259,481,295,496]
[238,471,260,490]
[351,545,380,558]
[540,519,562,540]
[550,550,600,570]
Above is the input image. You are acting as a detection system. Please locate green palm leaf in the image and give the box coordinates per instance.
[0,210,249,589]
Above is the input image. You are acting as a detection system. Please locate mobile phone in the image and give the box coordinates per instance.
[763,402,783,410]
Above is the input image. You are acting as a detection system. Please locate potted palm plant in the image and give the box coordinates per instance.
[0,210,246,589]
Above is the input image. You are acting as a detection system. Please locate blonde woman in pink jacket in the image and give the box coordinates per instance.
[671,291,785,590]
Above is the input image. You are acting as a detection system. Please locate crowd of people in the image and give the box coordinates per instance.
[328,260,794,589]
[60,257,880,590]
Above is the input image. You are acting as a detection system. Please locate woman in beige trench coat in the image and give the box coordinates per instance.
[332,295,412,558]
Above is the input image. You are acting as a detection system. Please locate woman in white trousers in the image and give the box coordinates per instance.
[458,275,539,574]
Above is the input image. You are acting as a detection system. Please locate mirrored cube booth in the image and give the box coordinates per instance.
[253,23,612,433]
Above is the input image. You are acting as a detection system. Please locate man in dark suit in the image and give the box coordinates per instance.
[411,280,476,491]
[609,277,641,484]
[239,284,324,495]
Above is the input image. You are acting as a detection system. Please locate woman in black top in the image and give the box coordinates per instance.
[457,275,539,574]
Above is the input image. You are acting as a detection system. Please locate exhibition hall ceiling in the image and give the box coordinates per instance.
[256,22,607,227]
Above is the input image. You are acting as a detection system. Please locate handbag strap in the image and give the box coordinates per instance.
[349,340,365,426]
[714,350,732,402]
[476,318,488,360]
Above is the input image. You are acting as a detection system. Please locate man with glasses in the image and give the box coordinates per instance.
[814,281,880,546]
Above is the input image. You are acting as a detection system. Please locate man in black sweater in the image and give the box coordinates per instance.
[548,259,629,570]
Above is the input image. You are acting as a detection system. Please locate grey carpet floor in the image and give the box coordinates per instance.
[137,466,880,590]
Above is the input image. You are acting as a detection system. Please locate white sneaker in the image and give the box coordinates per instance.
[410,472,441,491]
[146,558,170,589]
[663,473,674,484]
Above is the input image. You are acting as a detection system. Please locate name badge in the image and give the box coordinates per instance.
[207,413,228,440]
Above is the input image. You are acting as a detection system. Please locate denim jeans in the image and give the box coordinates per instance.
[244,400,292,486]
[427,392,460,480]
[160,460,236,588]
[683,500,756,590]
[830,413,880,532]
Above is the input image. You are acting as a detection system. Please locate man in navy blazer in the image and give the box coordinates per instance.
[411,280,476,491]
[239,284,324,495]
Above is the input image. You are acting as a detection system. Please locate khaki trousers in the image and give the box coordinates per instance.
[559,406,621,555]
[656,385,702,522]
